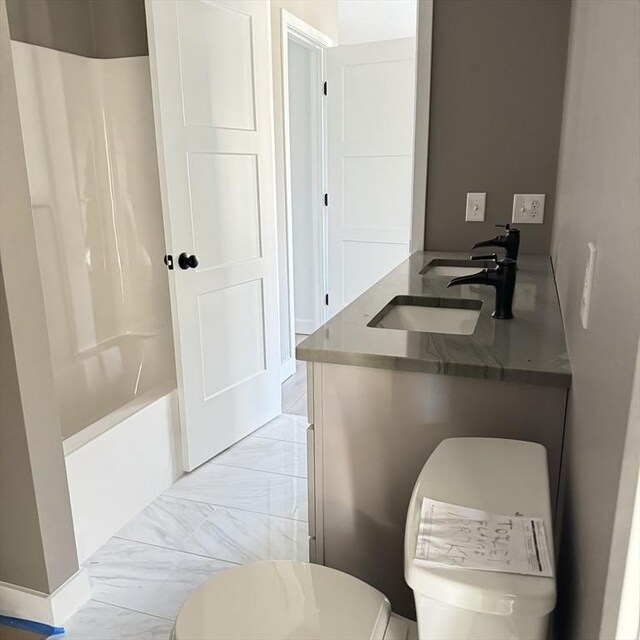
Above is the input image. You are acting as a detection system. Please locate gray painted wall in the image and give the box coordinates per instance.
[424,0,570,254]
[551,1,640,637]
[6,0,147,58]
[0,267,50,592]
[0,0,78,593]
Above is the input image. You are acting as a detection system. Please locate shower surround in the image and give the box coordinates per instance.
[12,40,175,442]
[8,0,179,561]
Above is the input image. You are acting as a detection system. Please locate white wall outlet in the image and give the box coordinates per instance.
[580,242,597,329]
[465,192,486,222]
[512,194,546,224]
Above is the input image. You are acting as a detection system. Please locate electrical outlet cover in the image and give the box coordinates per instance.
[512,194,545,224]
[466,192,486,222]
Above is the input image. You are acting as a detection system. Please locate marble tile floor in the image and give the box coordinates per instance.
[281,335,308,417]
[53,413,309,640]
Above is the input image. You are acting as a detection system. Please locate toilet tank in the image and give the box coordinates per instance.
[404,438,556,640]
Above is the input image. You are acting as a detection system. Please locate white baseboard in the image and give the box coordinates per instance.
[281,357,296,383]
[294,319,316,335]
[0,568,90,627]
[65,391,181,563]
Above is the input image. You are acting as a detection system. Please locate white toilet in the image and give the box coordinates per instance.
[172,438,556,640]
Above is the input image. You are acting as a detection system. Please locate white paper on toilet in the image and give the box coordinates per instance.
[415,498,553,577]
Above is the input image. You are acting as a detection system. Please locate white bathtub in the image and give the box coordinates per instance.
[65,389,182,563]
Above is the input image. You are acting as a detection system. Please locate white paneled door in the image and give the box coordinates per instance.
[327,38,416,317]
[146,0,280,470]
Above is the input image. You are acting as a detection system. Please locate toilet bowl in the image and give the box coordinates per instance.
[172,438,556,640]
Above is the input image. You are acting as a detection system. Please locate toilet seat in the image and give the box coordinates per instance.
[173,560,394,640]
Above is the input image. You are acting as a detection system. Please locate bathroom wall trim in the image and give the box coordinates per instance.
[0,569,90,627]
[65,391,181,563]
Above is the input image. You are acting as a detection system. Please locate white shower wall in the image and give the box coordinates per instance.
[11,41,175,440]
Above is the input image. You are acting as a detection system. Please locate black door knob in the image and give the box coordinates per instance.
[178,252,199,270]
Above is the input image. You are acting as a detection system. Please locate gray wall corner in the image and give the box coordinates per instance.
[1,1,79,593]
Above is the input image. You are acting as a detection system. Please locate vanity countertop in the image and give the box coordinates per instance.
[296,251,571,388]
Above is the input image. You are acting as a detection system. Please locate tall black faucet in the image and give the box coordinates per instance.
[471,223,520,261]
[447,258,517,319]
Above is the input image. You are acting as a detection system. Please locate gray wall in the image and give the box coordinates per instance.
[0,0,78,593]
[551,1,640,637]
[424,0,570,254]
[6,0,147,58]
[0,268,49,592]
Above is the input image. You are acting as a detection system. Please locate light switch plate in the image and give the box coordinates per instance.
[580,242,597,329]
[512,194,545,224]
[466,192,486,222]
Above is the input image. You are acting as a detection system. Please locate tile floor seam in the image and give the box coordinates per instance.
[89,598,175,623]
[244,434,306,445]
[250,433,306,445]
[179,506,308,563]
[282,389,305,400]
[221,433,307,452]
[158,493,309,522]
[282,399,306,411]
[205,502,306,526]
[209,460,307,479]
[109,535,243,566]
[179,521,245,565]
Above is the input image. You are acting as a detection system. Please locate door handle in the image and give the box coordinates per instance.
[178,252,199,270]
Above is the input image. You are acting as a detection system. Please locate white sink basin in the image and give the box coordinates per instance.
[420,259,492,278]
[369,297,482,335]
[427,265,486,278]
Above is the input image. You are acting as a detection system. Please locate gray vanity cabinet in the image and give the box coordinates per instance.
[305,361,567,619]
[298,252,571,619]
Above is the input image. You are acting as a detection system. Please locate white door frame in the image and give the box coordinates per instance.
[411,0,433,253]
[279,1,433,380]
[280,10,333,381]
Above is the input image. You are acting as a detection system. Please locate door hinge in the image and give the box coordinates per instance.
[324,193,328,206]
[323,81,327,96]
[325,293,329,306]
[164,254,174,270]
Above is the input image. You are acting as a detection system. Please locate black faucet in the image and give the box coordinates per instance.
[471,223,520,261]
[447,257,517,319]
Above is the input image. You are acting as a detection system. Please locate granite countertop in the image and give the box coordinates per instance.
[297,251,571,388]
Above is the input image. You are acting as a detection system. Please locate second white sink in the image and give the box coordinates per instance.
[426,265,486,278]
[369,297,482,335]
[420,258,492,279]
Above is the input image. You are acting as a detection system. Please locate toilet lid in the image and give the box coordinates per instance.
[174,560,391,640]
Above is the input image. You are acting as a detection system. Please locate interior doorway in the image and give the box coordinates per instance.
[281,12,333,381]
[279,3,431,384]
